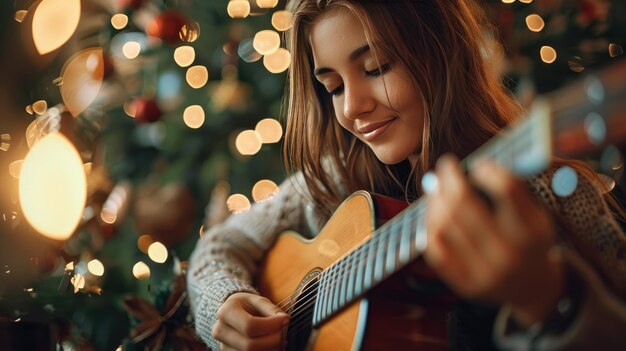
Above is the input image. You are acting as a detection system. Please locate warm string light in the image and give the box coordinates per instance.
[137,235,155,254]
[271,11,293,31]
[186,65,209,88]
[255,118,282,143]
[174,46,196,67]
[263,48,291,73]
[252,180,279,202]
[60,48,105,117]
[14,10,27,23]
[183,105,205,129]
[226,194,251,213]
[111,14,129,30]
[19,133,86,241]
[122,41,141,59]
[227,0,250,19]
[32,0,81,54]
[180,22,200,42]
[256,0,278,9]
[100,182,131,225]
[0,134,11,152]
[132,262,150,279]
[253,30,280,55]
[525,14,544,32]
[8,160,23,179]
[235,130,263,155]
[32,100,48,115]
[540,46,557,63]
[88,259,105,276]
[148,242,168,263]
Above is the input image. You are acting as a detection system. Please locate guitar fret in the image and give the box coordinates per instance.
[415,205,427,251]
[354,242,365,296]
[325,266,336,316]
[374,229,387,282]
[364,236,375,289]
[385,221,399,274]
[338,257,349,307]
[313,270,326,324]
[399,214,412,264]
[346,253,356,301]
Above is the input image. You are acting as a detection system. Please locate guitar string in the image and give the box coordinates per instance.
[276,202,424,318]
[278,203,426,333]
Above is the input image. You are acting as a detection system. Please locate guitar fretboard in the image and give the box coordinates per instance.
[311,101,553,326]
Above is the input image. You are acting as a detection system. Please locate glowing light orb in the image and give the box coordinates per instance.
[257,0,278,8]
[88,259,105,276]
[174,46,195,67]
[111,14,129,30]
[183,105,205,129]
[252,180,279,202]
[540,46,557,64]
[253,30,280,55]
[263,48,291,73]
[148,242,168,263]
[137,235,154,254]
[235,130,263,155]
[32,100,47,115]
[60,48,105,117]
[186,65,208,89]
[227,0,250,19]
[122,41,141,59]
[255,118,282,143]
[32,0,81,55]
[19,133,86,241]
[272,11,293,31]
[525,14,544,32]
[227,194,251,213]
[132,261,150,279]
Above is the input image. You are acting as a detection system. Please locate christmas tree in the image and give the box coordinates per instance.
[0,0,624,350]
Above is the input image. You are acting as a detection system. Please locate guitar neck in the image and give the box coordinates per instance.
[312,59,626,326]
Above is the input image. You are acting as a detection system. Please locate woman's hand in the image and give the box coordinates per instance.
[424,155,566,325]
[213,292,289,351]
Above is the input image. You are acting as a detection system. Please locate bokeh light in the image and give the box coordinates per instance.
[238,38,262,63]
[174,46,195,67]
[263,48,291,74]
[186,65,208,89]
[253,30,280,55]
[111,14,128,30]
[32,0,81,55]
[88,259,105,276]
[132,262,150,279]
[227,194,251,213]
[19,133,87,240]
[14,10,27,23]
[540,46,557,63]
[272,11,293,31]
[148,242,168,263]
[1,134,11,152]
[9,160,23,179]
[525,14,544,32]
[60,48,105,117]
[32,100,47,115]
[235,130,263,155]
[252,180,279,202]
[227,0,250,19]
[180,22,200,42]
[551,166,578,197]
[124,101,136,117]
[609,43,623,58]
[183,105,205,129]
[122,41,141,59]
[257,0,278,8]
[255,118,282,143]
[137,235,155,254]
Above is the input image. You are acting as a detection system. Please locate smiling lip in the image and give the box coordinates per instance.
[358,118,396,142]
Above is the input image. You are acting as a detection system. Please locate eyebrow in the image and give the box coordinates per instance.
[313,44,370,76]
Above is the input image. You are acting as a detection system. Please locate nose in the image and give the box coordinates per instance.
[343,81,375,120]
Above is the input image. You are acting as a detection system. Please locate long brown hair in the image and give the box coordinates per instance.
[283,0,522,215]
[283,0,625,223]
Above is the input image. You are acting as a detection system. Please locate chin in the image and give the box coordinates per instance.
[373,153,408,165]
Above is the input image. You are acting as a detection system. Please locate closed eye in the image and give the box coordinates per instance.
[365,63,392,77]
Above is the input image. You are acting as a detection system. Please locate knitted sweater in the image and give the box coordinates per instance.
[188,168,626,350]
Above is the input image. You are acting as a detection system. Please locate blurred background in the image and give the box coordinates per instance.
[0,0,624,350]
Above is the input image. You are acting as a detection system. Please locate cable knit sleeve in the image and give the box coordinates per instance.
[187,172,316,350]
[494,168,626,350]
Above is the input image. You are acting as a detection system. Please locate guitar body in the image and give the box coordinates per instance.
[257,191,451,350]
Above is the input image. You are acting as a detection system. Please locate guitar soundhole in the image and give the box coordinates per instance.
[285,278,318,351]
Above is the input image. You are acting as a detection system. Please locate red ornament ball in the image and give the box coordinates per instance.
[133,98,162,123]
[146,10,189,44]
[119,0,146,10]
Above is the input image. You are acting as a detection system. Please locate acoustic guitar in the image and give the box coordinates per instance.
[257,60,626,350]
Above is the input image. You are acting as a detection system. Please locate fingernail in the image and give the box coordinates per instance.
[275,311,288,317]
[421,171,439,195]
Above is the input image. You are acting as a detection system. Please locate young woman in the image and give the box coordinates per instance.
[188,0,626,350]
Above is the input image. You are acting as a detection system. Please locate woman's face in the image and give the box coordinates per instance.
[310,7,425,165]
